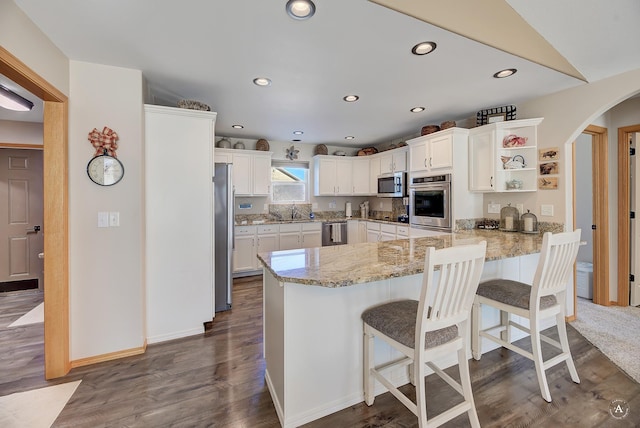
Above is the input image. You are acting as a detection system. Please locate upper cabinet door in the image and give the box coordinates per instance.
[252,154,272,196]
[232,152,253,195]
[428,134,453,170]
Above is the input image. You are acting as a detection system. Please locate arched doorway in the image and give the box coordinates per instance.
[0,46,69,379]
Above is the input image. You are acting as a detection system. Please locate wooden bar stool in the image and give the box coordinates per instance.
[362,241,486,428]
[471,229,581,402]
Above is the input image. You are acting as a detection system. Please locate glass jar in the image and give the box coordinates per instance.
[500,204,519,232]
[520,209,538,233]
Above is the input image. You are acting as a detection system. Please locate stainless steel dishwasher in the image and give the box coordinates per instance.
[322,221,347,246]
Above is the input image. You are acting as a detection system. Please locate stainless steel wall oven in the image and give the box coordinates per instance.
[409,174,452,231]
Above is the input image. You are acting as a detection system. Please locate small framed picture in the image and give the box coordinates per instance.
[538,177,558,190]
[538,147,559,161]
[487,113,506,123]
[539,162,559,175]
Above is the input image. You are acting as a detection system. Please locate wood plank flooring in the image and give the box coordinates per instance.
[1,277,640,427]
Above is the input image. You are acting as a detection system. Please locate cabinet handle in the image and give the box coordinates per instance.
[424,158,427,167]
[490,176,493,188]
[429,157,432,167]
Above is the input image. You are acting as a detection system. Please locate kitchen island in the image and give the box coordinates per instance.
[258,230,546,428]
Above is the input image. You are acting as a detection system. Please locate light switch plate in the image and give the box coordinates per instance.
[541,204,554,216]
[98,211,109,228]
[487,203,500,214]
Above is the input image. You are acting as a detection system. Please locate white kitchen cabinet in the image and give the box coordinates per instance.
[279,223,302,250]
[408,128,468,174]
[233,226,257,272]
[347,220,360,244]
[301,223,322,248]
[257,225,279,255]
[252,153,272,195]
[369,156,381,194]
[379,148,408,174]
[351,157,371,195]
[313,155,352,196]
[468,118,542,193]
[214,151,233,164]
[366,222,381,243]
[380,223,397,241]
[217,149,273,196]
[145,105,216,343]
[396,225,410,239]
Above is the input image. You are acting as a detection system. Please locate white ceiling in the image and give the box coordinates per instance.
[3,0,640,147]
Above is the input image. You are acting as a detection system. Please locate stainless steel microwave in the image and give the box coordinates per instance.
[377,172,407,198]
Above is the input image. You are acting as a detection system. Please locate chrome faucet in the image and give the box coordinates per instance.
[291,204,298,220]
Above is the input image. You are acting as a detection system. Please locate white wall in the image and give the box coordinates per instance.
[69,61,145,360]
[0,120,43,145]
[0,0,69,95]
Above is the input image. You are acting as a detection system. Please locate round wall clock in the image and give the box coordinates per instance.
[87,154,124,186]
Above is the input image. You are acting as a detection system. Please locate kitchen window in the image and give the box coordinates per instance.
[271,160,309,203]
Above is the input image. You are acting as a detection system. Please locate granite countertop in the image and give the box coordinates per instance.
[235,217,408,226]
[256,229,544,288]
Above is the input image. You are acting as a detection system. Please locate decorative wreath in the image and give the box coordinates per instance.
[88,126,119,157]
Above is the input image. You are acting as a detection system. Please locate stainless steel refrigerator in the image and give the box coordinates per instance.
[214,163,234,312]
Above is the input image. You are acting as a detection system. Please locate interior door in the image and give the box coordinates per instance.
[631,133,640,306]
[0,148,44,287]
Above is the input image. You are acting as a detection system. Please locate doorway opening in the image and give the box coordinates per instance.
[0,46,69,379]
[617,124,640,307]
[572,125,609,314]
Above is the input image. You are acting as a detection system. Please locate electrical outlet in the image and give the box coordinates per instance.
[312,203,318,209]
[541,204,554,216]
[329,201,336,209]
[516,204,524,215]
[487,203,500,214]
[109,212,120,227]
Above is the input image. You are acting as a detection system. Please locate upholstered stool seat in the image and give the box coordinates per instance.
[362,300,458,349]
[476,279,557,310]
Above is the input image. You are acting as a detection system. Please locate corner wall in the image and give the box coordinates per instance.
[69,61,145,360]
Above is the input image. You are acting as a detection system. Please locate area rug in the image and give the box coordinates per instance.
[0,380,81,428]
[571,298,640,383]
[8,302,44,327]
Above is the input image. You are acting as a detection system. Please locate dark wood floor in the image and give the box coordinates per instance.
[1,277,640,427]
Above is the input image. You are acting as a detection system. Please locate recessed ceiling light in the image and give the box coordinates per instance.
[410,106,425,113]
[411,42,437,56]
[253,77,272,86]
[343,95,359,102]
[293,130,304,135]
[286,0,316,20]
[493,68,517,78]
[345,136,355,140]
[231,124,244,129]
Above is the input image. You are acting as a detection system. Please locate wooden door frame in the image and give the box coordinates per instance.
[573,125,609,311]
[0,46,69,378]
[617,124,640,306]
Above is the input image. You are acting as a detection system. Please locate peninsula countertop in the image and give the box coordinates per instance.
[256,229,544,288]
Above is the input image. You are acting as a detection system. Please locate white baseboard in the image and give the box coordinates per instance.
[146,326,204,344]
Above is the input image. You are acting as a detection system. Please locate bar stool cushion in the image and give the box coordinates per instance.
[477,279,557,310]
[362,300,458,349]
